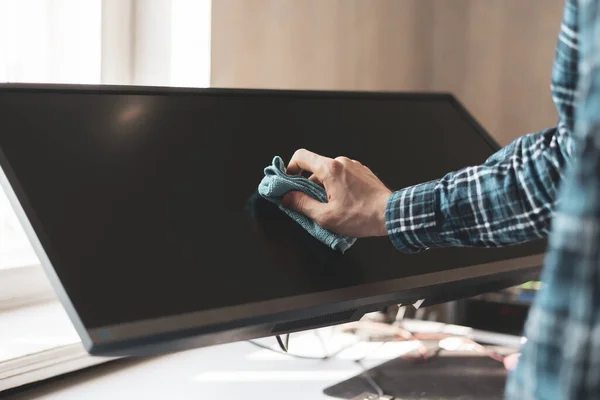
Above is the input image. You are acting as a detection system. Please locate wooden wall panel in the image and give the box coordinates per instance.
[211,0,434,91]
[431,0,564,144]
[211,0,564,145]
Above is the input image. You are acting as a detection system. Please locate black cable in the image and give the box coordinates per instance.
[247,340,333,360]
[355,359,385,397]
[248,335,390,396]
[247,338,359,360]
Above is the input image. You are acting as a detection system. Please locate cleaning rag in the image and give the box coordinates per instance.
[258,156,357,253]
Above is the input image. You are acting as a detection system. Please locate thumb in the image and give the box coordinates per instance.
[281,191,324,220]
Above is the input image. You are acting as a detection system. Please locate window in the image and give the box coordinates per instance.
[0,0,211,391]
[0,0,103,310]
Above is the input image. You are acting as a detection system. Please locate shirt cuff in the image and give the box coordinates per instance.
[385,180,441,253]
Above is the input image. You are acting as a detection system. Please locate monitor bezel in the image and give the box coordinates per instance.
[0,83,544,356]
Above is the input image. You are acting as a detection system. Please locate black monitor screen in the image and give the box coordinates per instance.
[0,88,546,329]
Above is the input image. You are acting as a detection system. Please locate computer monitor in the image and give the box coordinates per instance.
[0,84,545,356]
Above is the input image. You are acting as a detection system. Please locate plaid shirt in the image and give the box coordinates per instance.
[386,0,600,398]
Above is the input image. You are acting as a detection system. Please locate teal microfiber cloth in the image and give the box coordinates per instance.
[258,156,357,253]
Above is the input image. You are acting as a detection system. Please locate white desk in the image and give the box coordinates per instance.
[6,319,521,400]
[8,330,420,400]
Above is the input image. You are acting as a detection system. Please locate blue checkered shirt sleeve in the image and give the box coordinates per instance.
[385,127,573,252]
[385,1,577,254]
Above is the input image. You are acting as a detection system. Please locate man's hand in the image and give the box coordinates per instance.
[281,149,392,238]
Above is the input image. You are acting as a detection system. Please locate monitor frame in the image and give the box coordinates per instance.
[0,84,544,356]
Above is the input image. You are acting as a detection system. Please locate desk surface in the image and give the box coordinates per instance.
[7,330,416,400]
[6,325,518,400]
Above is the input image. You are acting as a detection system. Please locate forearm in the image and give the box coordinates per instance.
[386,124,574,253]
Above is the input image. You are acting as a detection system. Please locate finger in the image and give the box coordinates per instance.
[308,174,323,186]
[287,149,332,177]
[281,191,326,220]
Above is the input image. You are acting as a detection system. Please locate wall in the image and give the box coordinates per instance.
[211,0,565,145]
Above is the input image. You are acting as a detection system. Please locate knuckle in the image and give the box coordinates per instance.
[291,149,301,161]
[291,148,306,161]
[326,159,344,175]
[296,198,307,213]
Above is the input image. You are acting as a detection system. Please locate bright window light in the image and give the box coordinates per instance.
[0,0,101,84]
[170,0,211,87]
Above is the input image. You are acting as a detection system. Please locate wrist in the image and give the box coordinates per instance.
[374,191,392,237]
